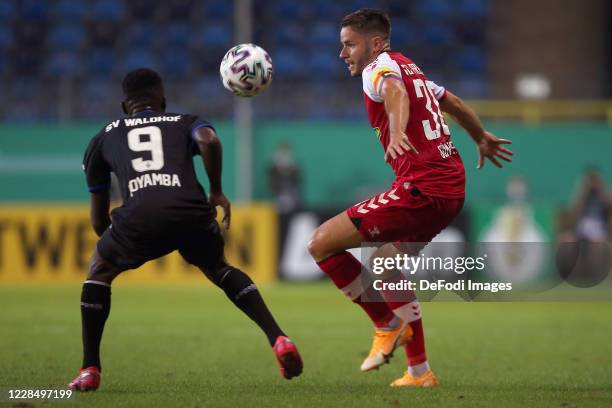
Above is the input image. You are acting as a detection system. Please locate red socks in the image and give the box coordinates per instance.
[318,251,428,368]
[317,252,394,328]
[405,318,427,366]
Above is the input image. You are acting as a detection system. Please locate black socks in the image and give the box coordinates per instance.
[217,268,285,346]
[80,281,111,370]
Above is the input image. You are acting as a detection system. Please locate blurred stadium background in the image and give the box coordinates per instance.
[0,0,610,284]
[1,1,612,406]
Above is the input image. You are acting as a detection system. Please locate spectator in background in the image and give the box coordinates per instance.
[571,168,611,242]
[13,21,47,77]
[556,169,611,288]
[267,143,302,214]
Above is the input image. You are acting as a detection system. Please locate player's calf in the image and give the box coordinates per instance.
[206,263,286,345]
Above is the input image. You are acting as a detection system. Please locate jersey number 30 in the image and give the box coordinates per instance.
[413,79,450,141]
[127,126,164,172]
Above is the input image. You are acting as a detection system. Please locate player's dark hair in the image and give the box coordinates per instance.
[341,9,391,39]
[122,68,164,102]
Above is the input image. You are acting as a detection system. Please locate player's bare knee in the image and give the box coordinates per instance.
[308,227,330,262]
[87,251,119,284]
[87,269,115,284]
[87,264,119,284]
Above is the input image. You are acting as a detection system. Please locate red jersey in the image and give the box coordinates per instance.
[362,51,465,199]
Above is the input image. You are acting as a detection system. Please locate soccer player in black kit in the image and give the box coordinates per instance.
[68,69,303,391]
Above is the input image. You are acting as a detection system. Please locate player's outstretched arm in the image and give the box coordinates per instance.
[90,190,111,237]
[440,91,513,169]
[193,127,231,229]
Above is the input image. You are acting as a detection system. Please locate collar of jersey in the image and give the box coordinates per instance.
[132,109,157,117]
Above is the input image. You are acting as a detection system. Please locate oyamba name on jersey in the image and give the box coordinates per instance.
[128,172,182,197]
[105,115,182,132]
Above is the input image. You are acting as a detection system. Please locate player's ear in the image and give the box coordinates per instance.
[372,35,384,53]
[121,100,128,114]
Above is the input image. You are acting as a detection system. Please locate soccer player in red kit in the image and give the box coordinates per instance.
[308,9,513,387]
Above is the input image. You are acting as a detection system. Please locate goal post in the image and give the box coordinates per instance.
[233,0,253,202]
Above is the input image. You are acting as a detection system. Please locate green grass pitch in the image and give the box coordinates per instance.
[1,283,611,407]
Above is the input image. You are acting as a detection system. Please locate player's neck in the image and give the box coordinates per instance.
[368,48,390,65]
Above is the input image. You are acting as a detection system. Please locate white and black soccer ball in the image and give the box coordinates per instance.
[220,43,274,97]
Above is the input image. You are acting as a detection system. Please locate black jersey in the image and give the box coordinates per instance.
[83,110,215,236]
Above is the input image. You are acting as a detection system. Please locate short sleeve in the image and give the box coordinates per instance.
[427,80,447,101]
[362,54,403,103]
[82,134,111,193]
[190,118,215,136]
[186,115,216,155]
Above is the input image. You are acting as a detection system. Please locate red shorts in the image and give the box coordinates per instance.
[346,179,464,244]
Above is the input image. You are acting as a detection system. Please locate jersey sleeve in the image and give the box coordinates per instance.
[190,118,215,135]
[186,115,216,156]
[82,133,111,193]
[427,80,447,101]
[362,56,403,103]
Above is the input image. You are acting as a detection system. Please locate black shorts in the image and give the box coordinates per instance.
[97,218,224,272]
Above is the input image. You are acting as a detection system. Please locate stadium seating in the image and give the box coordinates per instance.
[45,50,82,77]
[456,47,486,76]
[0,1,16,22]
[276,22,305,48]
[308,52,343,79]
[125,23,157,49]
[168,0,197,21]
[54,0,87,21]
[271,48,305,79]
[193,23,232,49]
[311,0,346,20]
[48,23,85,50]
[310,23,337,48]
[163,22,192,49]
[459,0,489,19]
[1,0,491,120]
[121,50,159,74]
[85,48,117,77]
[91,0,124,22]
[203,0,233,20]
[161,49,194,79]
[0,25,12,51]
[21,0,49,21]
